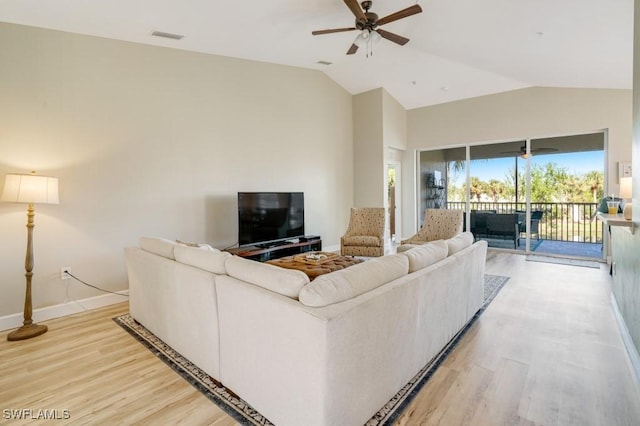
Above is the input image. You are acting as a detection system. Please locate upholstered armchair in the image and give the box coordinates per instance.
[397,208,463,253]
[340,207,386,257]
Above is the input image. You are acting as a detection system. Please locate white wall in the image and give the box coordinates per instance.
[382,90,407,151]
[0,23,353,320]
[403,87,633,235]
[608,0,640,369]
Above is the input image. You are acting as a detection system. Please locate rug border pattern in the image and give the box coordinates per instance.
[113,314,273,426]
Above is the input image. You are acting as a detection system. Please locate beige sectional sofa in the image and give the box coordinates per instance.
[125,233,487,426]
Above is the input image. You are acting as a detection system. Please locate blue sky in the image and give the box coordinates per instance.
[450,151,604,184]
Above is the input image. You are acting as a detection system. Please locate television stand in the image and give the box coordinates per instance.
[226,238,322,262]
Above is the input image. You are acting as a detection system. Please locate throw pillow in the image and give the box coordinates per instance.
[139,236,180,259]
[174,245,229,275]
[446,231,474,256]
[299,254,409,307]
[225,256,309,299]
[401,240,448,273]
[176,239,214,250]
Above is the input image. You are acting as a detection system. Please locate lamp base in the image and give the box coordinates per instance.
[624,204,633,220]
[7,323,48,341]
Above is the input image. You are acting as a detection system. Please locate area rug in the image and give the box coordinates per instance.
[113,274,509,426]
[526,254,602,269]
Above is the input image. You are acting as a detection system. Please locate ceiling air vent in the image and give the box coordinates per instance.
[151,31,184,40]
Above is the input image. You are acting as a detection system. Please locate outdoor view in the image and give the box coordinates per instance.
[420,135,606,258]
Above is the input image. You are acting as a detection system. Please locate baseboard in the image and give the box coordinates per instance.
[611,293,640,392]
[0,290,129,332]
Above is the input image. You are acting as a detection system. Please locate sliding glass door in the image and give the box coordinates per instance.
[417,133,605,259]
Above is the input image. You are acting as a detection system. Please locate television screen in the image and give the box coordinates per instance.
[238,192,305,246]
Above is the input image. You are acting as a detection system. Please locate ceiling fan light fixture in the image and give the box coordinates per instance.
[519,146,531,159]
[312,0,423,56]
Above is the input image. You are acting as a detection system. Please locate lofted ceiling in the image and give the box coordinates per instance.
[0,0,633,110]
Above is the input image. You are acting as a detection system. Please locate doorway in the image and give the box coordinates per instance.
[387,163,401,243]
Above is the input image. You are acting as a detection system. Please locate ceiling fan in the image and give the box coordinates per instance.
[500,145,559,158]
[312,0,423,55]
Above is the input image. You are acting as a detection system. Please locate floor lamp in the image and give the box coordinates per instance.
[2,172,59,341]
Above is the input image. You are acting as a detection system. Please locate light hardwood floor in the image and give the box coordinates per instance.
[1,251,639,425]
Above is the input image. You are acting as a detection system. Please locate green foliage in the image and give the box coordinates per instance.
[387,168,396,188]
[448,160,603,203]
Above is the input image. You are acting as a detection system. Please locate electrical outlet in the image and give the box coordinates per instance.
[61,267,71,280]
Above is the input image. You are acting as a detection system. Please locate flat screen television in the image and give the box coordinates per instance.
[238,192,305,247]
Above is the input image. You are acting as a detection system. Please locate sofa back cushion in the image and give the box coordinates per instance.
[446,231,475,256]
[139,236,180,259]
[225,256,309,299]
[174,245,230,275]
[401,240,448,273]
[299,254,409,307]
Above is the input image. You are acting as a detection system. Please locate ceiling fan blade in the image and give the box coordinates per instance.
[343,0,367,23]
[312,27,357,35]
[377,4,423,26]
[376,29,410,46]
[346,44,359,55]
[532,147,559,153]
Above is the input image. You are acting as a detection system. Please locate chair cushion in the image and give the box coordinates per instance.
[298,254,408,307]
[401,240,448,273]
[225,256,309,299]
[342,235,382,247]
[446,232,474,255]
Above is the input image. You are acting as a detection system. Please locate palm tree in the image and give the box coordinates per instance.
[487,179,505,202]
[469,177,485,202]
[582,170,604,202]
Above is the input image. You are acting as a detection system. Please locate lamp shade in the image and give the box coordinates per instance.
[1,173,59,205]
[620,176,632,199]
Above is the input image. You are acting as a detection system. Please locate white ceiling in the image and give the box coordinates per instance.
[0,0,633,110]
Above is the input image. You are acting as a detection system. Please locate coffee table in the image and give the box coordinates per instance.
[266,252,363,280]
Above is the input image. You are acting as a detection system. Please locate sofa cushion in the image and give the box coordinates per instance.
[139,236,180,259]
[299,254,409,307]
[174,245,230,275]
[225,256,309,299]
[401,240,448,273]
[446,231,474,255]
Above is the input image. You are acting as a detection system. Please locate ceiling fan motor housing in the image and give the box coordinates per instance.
[356,12,379,30]
[355,1,378,30]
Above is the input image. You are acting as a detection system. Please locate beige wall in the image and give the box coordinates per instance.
[353,89,385,207]
[0,23,353,319]
[403,87,633,235]
[382,90,407,151]
[352,88,408,241]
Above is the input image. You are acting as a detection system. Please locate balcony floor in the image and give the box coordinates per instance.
[483,237,604,260]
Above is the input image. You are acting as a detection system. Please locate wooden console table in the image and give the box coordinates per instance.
[225,238,322,262]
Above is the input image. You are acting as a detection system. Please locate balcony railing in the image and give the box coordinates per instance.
[447,201,603,244]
